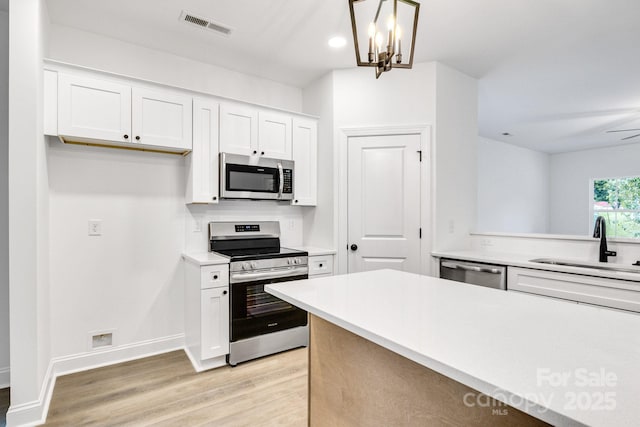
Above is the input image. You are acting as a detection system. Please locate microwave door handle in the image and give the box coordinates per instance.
[277,163,284,198]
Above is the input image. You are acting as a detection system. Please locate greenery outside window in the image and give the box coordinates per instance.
[592,176,640,238]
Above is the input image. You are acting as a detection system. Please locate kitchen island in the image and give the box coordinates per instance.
[266,269,640,427]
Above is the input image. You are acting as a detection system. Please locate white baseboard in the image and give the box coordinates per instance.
[6,334,185,427]
[6,361,55,427]
[52,333,185,377]
[184,347,226,373]
[0,366,9,389]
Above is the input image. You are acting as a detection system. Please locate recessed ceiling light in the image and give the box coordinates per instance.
[328,36,347,48]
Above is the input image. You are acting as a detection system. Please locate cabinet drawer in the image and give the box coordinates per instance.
[309,255,334,277]
[508,267,640,313]
[200,264,229,289]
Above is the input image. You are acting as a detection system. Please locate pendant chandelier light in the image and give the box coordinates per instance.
[348,0,420,78]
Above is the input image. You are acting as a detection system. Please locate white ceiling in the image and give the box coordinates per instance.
[45,0,640,153]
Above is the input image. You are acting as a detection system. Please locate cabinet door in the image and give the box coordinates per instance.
[258,111,292,160]
[201,287,230,360]
[291,117,318,206]
[187,99,220,204]
[58,73,131,143]
[219,103,258,156]
[131,87,192,151]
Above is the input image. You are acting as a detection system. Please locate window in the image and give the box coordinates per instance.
[592,176,640,238]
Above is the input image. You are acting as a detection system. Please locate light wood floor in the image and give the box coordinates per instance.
[44,348,308,426]
[0,387,9,427]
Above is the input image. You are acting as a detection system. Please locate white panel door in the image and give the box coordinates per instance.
[258,111,292,160]
[219,103,258,156]
[58,73,131,143]
[131,87,192,150]
[201,287,230,360]
[348,134,421,273]
[187,98,219,204]
[292,117,318,206]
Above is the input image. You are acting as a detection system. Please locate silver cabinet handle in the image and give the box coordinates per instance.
[277,163,284,198]
[231,266,308,283]
[441,261,502,274]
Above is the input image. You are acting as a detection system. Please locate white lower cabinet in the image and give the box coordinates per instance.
[508,266,640,313]
[185,262,230,371]
[309,254,334,278]
[200,286,229,360]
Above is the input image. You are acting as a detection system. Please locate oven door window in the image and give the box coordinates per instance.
[226,163,279,193]
[231,275,307,342]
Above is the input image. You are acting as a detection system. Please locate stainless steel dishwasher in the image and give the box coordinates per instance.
[439,258,507,290]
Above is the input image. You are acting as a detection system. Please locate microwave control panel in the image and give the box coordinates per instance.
[283,169,293,194]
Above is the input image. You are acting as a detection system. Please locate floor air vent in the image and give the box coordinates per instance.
[179,10,233,37]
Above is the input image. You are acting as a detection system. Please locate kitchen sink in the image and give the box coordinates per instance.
[529,258,640,274]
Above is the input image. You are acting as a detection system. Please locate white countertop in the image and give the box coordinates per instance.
[433,250,640,283]
[289,246,336,256]
[182,252,230,266]
[266,269,640,427]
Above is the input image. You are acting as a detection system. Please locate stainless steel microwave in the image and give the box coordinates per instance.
[220,153,294,200]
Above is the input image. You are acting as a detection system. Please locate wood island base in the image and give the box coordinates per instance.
[308,314,549,426]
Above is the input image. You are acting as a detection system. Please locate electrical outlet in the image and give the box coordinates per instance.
[88,220,102,236]
[88,330,115,350]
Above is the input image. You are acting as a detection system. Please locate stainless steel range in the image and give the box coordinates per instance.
[209,221,308,366]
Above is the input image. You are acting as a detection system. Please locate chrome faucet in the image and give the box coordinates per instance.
[593,216,617,263]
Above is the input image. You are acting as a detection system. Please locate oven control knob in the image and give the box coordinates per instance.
[242,262,251,270]
[251,261,257,269]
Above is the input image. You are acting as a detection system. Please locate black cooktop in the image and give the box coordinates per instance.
[213,246,307,261]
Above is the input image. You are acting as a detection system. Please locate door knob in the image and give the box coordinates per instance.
[350,244,358,251]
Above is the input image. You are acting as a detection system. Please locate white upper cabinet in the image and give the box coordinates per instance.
[186,98,220,204]
[56,72,192,153]
[219,103,293,160]
[292,117,318,206]
[258,111,292,160]
[219,103,258,156]
[131,87,192,151]
[58,73,132,143]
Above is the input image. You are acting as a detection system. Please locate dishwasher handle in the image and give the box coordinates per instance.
[441,261,502,274]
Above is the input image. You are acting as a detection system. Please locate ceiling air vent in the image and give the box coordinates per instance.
[179,10,233,37]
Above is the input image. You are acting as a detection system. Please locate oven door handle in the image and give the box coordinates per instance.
[231,266,308,283]
[277,163,284,199]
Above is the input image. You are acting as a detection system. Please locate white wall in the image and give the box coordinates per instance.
[7,0,51,423]
[47,24,302,112]
[302,72,334,248]
[477,136,549,233]
[48,144,186,358]
[434,63,478,252]
[0,9,9,388]
[549,142,640,235]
